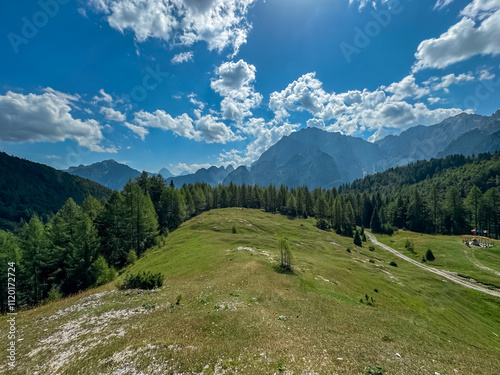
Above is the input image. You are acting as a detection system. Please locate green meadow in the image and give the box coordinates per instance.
[4,208,500,374]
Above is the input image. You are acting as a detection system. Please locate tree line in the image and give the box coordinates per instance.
[2,154,499,312]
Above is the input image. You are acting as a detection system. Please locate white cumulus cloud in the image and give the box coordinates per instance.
[0,90,115,153]
[100,107,126,121]
[211,59,262,123]
[171,51,194,64]
[413,0,500,71]
[88,0,255,56]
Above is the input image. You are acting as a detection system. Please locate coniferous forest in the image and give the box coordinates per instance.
[1,152,500,312]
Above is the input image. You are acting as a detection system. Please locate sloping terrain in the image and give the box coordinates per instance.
[67,160,142,191]
[0,152,111,230]
[4,209,500,374]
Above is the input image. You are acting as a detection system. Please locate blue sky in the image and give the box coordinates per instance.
[0,0,499,174]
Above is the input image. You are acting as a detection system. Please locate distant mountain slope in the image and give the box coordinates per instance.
[375,111,499,169]
[224,111,500,189]
[65,111,500,190]
[67,160,142,190]
[0,152,111,230]
[223,165,253,185]
[342,152,500,196]
[250,127,381,188]
[167,165,234,187]
[437,113,500,158]
[158,168,174,179]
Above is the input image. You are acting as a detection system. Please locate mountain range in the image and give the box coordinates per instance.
[66,111,500,190]
[0,152,111,230]
[224,110,500,188]
[67,161,175,190]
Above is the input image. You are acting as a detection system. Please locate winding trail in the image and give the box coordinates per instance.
[463,246,500,277]
[366,232,500,299]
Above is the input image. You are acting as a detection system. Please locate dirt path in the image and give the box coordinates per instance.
[366,232,500,299]
[463,246,500,277]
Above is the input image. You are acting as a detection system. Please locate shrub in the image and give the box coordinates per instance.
[426,249,435,261]
[354,230,362,246]
[176,294,182,305]
[365,365,383,375]
[316,218,329,230]
[45,285,62,302]
[369,245,375,252]
[91,255,116,286]
[369,259,375,264]
[127,249,138,265]
[389,261,398,267]
[232,225,237,234]
[382,223,394,235]
[120,271,164,290]
[346,248,351,253]
[362,233,367,242]
[405,239,415,253]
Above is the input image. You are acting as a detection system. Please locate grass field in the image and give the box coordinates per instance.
[2,208,500,374]
[375,230,500,288]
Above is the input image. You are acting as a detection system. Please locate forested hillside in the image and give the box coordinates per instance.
[2,152,500,312]
[343,152,500,196]
[0,152,112,230]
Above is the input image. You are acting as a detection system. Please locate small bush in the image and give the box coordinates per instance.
[176,294,182,305]
[382,223,394,235]
[362,233,367,242]
[232,225,237,234]
[127,249,138,265]
[346,248,352,253]
[405,239,415,253]
[369,245,375,252]
[120,271,164,290]
[389,261,398,267]
[91,255,116,286]
[425,249,435,261]
[369,259,375,264]
[45,285,62,302]
[421,256,426,263]
[316,218,329,230]
[354,230,362,246]
[142,303,156,310]
[365,365,383,375]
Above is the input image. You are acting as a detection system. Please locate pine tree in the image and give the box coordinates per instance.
[160,187,187,231]
[407,189,427,232]
[370,206,382,233]
[445,186,466,234]
[354,230,362,246]
[99,191,127,267]
[484,188,500,238]
[466,186,483,232]
[0,230,21,312]
[123,182,158,256]
[19,216,50,304]
[286,194,297,216]
[71,213,100,291]
[81,196,104,222]
[279,236,292,271]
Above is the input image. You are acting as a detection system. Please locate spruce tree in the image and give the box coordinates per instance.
[370,206,382,233]
[354,230,362,246]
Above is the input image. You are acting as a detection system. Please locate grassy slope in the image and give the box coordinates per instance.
[4,208,500,375]
[375,230,500,288]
